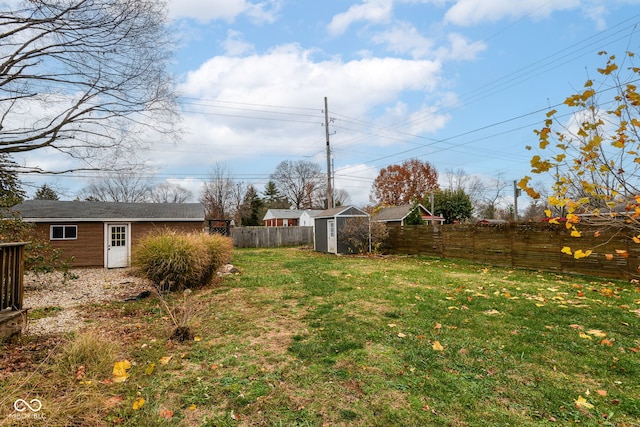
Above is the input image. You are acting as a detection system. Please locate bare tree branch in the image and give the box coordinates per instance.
[0,0,178,172]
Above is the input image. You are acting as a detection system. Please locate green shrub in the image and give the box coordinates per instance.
[0,216,72,274]
[133,230,233,292]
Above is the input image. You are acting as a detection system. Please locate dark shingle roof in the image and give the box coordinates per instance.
[374,205,414,222]
[313,206,369,219]
[12,200,205,222]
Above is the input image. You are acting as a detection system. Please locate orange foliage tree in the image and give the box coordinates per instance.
[371,158,439,206]
[519,51,640,259]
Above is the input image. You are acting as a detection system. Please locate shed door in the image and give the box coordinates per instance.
[106,224,129,268]
[327,219,337,253]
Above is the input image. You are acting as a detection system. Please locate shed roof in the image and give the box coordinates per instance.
[12,200,206,222]
[262,209,304,220]
[313,206,369,219]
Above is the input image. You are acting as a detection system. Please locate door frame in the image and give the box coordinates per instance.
[327,219,337,254]
[104,223,131,268]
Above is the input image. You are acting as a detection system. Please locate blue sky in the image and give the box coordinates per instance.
[22,0,640,208]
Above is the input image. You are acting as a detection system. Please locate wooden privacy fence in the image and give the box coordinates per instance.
[231,226,313,248]
[0,242,27,312]
[384,223,639,280]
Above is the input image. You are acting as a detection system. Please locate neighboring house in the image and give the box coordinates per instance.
[313,206,369,254]
[12,200,206,268]
[299,209,323,227]
[262,209,302,227]
[374,204,445,226]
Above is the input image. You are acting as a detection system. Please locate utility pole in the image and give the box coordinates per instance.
[325,97,333,209]
[513,180,520,222]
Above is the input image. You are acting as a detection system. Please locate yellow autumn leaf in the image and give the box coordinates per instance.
[159,356,173,365]
[586,329,607,338]
[574,395,594,409]
[633,236,640,244]
[188,404,197,411]
[571,229,582,237]
[544,209,552,218]
[549,218,560,225]
[561,247,573,255]
[616,249,629,258]
[432,341,444,351]
[132,397,145,411]
[144,363,155,375]
[579,333,593,340]
[112,360,132,383]
[193,336,202,342]
[573,249,592,259]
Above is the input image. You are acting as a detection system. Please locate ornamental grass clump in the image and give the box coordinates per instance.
[133,230,233,292]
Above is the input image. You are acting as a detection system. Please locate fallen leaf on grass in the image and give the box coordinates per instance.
[587,329,607,338]
[112,360,132,383]
[397,333,406,338]
[160,409,174,419]
[579,333,593,340]
[484,309,501,315]
[144,363,155,375]
[597,390,608,396]
[104,396,124,409]
[574,395,594,409]
[75,365,86,380]
[432,341,444,351]
[132,397,145,411]
[188,404,197,411]
[159,356,172,365]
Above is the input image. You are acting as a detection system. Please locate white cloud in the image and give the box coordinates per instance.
[435,33,486,61]
[328,0,394,35]
[222,30,255,56]
[167,44,447,204]
[167,0,280,24]
[444,0,580,26]
[371,22,435,59]
[179,44,442,117]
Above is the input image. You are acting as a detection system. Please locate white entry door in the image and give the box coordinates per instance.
[106,224,129,268]
[327,219,337,253]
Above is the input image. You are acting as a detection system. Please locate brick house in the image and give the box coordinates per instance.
[12,200,206,268]
[262,209,302,227]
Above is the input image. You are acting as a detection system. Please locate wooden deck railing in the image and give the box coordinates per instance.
[0,242,27,311]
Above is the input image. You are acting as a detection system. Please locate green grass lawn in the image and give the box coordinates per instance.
[2,247,639,426]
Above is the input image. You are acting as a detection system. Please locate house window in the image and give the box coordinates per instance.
[50,225,78,240]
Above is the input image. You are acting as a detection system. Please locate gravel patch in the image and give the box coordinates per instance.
[23,268,152,336]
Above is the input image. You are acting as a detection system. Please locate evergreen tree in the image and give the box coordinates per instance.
[404,201,426,225]
[34,184,60,200]
[0,154,25,207]
[431,189,473,224]
[262,180,289,208]
[240,185,264,226]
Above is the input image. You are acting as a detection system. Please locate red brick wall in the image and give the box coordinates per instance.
[32,221,205,268]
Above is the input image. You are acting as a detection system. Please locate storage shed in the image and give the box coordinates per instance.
[12,200,206,268]
[313,206,369,254]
